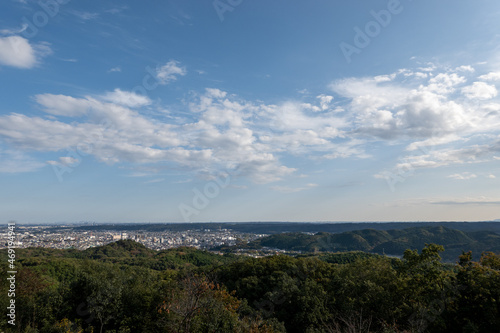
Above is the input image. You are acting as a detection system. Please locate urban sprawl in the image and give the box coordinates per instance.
[0,224,267,252]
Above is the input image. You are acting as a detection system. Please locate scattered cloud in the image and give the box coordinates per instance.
[447,172,477,180]
[100,89,151,108]
[35,94,91,117]
[0,36,51,68]
[391,139,500,173]
[455,65,475,73]
[316,94,334,111]
[70,10,100,20]
[478,71,500,81]
[156,60,186,84]
[47,156,80,167]
[108,66,121,73]
[0,85,360,182]
[0,23,28,35]
[0,148,45,173]
[462,82,498,100]
[3,62,500,186]
[330,73,470,139]
[105,6,128,15]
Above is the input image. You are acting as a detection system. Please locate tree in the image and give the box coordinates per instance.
[396,244,453,332]
[159,273,242,333]
[446,251,500,332]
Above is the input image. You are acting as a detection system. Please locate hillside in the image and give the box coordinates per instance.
[245,226,500,261]
[2,240,500,332]
[11,239,240,271]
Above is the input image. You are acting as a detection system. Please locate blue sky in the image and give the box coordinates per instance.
[1,0,500,223]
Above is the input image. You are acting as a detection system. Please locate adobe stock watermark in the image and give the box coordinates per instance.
[21,0,72,39]
[76,301,95,324]
[340,0,411,64]
[213,0,243,22]
[178,168,241,222]
[6,221,17,327]
[50,119,113,182]
[407,278,465,332]
[378,140,436,192]
[379,155,416,193]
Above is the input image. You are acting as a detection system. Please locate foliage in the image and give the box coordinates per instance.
[0,241,499,332]
[242,226,500,262]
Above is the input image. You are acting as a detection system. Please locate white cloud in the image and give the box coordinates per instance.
[100,89,152,108]
[108,66,121,73]
[35,94,91,117]
[426,73,466,94]
[389,139,500,173]
[448,172,477,180]
[46,156,80,167]
[5,62,500,184]
[70,10,100,20]
[0,113,91,150]
[455,65,475,73]
[316,94,334,110]
[487,174,496,179]
[0,89,301,183]
[331,75,469,139]
[156,60,186,84]
[478,72,500,81]
[0,24,28,35]
[59,156,80,166]
[0,148,45,173]
[0,36,37,68]
[398,90,469,137]
[406,134,463,152]
[417,64,437,72]
[105,6,128,14]
[330,64,500,143]
[462,82,498,100]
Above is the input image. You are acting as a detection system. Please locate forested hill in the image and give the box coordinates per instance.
[2,239,500,332]
[16,240,240,270]
[247,226,500,261]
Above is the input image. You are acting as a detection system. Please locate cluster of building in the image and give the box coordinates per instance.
[0,225,266,251]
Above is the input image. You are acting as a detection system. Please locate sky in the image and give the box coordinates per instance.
[1,0,500,223]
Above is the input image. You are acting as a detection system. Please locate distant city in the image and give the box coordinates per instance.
[0,223,267,251]
[3,221,500,253]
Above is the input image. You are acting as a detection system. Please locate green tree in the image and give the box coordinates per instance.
[396,244,453,332]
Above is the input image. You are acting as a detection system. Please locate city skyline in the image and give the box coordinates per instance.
[1,1,500,223]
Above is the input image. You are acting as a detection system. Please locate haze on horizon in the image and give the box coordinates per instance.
[1,0,500,223]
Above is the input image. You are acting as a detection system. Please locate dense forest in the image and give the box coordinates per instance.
[1,238,500,333]
[231,226,500,262]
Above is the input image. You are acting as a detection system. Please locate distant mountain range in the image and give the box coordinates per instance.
[244,226,500,262]
[65,221,500,235]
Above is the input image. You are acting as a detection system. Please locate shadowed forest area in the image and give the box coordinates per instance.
[229,226,500,262]
[1,240,500,333]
